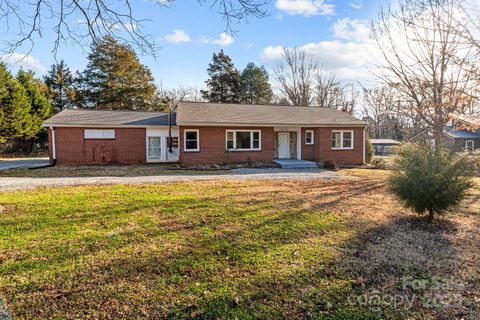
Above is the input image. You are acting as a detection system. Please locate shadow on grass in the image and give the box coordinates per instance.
[1,180,476,319]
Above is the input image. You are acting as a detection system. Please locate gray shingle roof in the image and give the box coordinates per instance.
[370,139,401,145]
[445,129,480,139]
[176,102,367,126]
[43,109,176,126]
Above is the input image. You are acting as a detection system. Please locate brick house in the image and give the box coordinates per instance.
[444,114,480,152]
[43,102,368,166]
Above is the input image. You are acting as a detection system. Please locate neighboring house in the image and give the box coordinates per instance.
[444,114,480,152]
[370,139,401,156]
[43,102,368,166]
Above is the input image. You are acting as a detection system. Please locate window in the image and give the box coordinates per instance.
[226,130,261,151]
[184,129,199,151]
[466,140,475,152]
[84,129,115,139]
[148,137,161,160]
[305,130,314,145]
[332,130,354,150]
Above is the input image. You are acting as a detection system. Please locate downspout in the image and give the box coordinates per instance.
[168,100,173,154]
[32,126,57,169]
[50,126,57,165]
[362,127,366,165]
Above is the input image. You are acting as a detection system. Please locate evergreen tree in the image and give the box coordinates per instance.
[16,70,53,138]
[389,142,474,222]
[240,63,273,104]
[201,50,241,103]
[79,36,156,110]
[0,64,32,143]
[43,60,76,112]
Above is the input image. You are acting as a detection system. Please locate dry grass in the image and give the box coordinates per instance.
[0,164,230,178]
[0,172,479,319]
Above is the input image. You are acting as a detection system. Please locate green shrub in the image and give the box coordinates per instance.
[388,142,474,221]
[323,158,337,170]
[371,157,386,169]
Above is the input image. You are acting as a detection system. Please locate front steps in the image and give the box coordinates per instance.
[272,159,319,169]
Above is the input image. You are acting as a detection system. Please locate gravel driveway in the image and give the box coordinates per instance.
[0,158,50,170]
[0,168,349,191]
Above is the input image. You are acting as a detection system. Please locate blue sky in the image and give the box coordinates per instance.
[0,0,384,89]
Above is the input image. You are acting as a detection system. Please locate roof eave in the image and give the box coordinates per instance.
[176,121,368,127]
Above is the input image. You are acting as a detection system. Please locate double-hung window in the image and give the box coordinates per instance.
[332,130,354,150]
[466,140,475,152]
[305,130,314,145]
[226,130,261,151]
[184,129,199,151]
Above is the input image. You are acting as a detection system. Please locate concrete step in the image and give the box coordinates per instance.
[273,159,319,169]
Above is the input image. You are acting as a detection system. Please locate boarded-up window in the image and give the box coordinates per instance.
[84,129,115,139]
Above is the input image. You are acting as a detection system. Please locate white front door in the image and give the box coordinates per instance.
[278,132,290,159]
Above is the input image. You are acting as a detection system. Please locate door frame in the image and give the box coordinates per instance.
[277,131,291,159]
[146,127,180,163]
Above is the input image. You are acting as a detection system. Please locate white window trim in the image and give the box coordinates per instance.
[225,130,262,151]
[305,130,314,145]
[184,129,199,152]
[466,140,475,151]
[332,130,354,150]
[84,129,115,139]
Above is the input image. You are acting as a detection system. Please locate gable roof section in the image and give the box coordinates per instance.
[43,109,176,127]
[176,102,367,127]
[445,129,480,139]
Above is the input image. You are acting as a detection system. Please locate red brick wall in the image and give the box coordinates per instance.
[179,126,275,166]
[48,127,146,164]
[301,127,365,165]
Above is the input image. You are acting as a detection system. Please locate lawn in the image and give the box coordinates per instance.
[0,164,230,178]
[0,173,479,319]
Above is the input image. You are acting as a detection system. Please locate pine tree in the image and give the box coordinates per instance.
[0,64,32,143]
[240,63,273,104]
[43,60,76,112]
[79,36,156,110]
[16,70,53,139]
[201,50,241,103]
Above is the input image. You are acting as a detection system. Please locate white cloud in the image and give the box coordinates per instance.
[109,22,137,32]
[260,40,378,82]
[200,32,234,47]
[275,0,335,17]
[332,18,371,43]
[350,0,363,9]
[165,29,191,43]
[0,53,46,73]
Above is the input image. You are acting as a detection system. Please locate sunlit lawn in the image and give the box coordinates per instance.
[0,173,479,319]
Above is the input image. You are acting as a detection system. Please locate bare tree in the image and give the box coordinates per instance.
[371,0,480,147]
[0,0,268,56]
[273,47,316,106]
[362,86,410,139]
[314,68,342,108]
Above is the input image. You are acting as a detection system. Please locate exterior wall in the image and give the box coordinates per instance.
[301,127,365,165]
[179,126,275,166]
[448,137,480,152]
[48,127,147,164]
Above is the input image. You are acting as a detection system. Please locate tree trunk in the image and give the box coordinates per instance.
[428,208,434,222]
[433,127,444,151]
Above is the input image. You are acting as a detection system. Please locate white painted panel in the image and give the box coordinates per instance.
[84,129,115,139]
[146,127,179,162]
